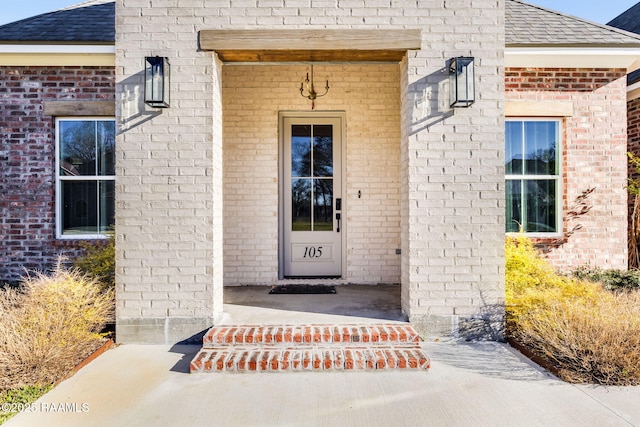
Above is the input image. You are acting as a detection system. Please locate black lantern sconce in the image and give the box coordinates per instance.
[144,56,170,108]
[449,57,475,108]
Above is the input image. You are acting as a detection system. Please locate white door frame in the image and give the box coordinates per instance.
[278,111,347,279]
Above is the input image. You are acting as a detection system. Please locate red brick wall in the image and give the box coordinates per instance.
[506,68,628,270]
[0,66,115,282]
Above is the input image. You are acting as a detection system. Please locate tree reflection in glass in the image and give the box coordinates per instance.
[292,179,312,231]
[59,120,115,177]
[291,124,334,231]
[58,119,115,236]
[505,120,559,234]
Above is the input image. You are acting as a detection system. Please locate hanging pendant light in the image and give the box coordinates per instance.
[299,64,329,109]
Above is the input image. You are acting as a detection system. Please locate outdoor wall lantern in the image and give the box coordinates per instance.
[300,64,329,110]
[144,56,170,108]
[449,56,475,108]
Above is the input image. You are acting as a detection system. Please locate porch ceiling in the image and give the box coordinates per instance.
[198,29,422,62]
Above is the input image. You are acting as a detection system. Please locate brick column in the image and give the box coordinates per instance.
[114,2,223,343]
[400,1,506,339]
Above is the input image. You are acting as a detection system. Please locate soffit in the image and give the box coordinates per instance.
[505,47,640,69]
[0,44,115,66]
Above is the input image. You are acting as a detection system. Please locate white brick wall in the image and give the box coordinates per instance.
[116,0,506,342]
[397,1,505,334]
[222,64,401,285]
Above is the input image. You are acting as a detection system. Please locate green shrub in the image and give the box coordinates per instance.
[0,385,52,424]
[74,234,115,292]
[0,261,114,394]
[571,266,640,291]
[506,235,640,385]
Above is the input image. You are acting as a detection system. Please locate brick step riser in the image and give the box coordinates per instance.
[192,324,430,373]
[190,347,430,373]
[203,324,420,348]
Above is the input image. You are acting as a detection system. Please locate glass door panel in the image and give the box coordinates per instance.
[282,116,342,277]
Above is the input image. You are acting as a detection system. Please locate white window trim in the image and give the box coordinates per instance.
[55,117,115,240]
[505,117,563,238]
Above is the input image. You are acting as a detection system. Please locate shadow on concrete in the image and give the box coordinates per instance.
[428,341,560,383]
[168,344,201,373]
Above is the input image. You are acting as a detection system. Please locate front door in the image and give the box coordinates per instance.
[281,114,343,277]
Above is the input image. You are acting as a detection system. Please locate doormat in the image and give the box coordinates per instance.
[269,285,337,294]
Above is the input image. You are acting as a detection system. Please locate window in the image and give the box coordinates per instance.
[56,118,115,238]
[505,119,561,234]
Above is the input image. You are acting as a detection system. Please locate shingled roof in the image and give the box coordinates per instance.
[506,0,640,47]
[0,0,114,43]
[608,3,640,35]
[607,3,640,84]
[1,0,640,49]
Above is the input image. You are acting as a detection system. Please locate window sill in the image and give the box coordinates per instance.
[506,232,563,240]
[53,236,110,247]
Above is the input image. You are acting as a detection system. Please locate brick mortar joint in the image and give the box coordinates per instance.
[201,344,423,350]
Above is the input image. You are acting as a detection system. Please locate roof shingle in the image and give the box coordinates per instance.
[0,0,114,43]
[608,3,640,35]
[506,0,640,47]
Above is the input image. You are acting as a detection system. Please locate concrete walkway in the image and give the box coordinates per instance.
[6,340,640,427]
[6,286,640,426]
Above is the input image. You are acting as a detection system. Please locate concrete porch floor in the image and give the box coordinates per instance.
[221,284,406,326]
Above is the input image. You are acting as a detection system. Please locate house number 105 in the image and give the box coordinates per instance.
[303,246,323,258]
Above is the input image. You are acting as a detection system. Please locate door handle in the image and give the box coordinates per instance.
[336,212,341,233]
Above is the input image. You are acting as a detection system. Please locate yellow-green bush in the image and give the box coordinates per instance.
[0,262,114,393]
[506,235,640,385]
[505,236,601,327]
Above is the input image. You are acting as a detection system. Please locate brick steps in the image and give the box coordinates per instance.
[190,324,430,373]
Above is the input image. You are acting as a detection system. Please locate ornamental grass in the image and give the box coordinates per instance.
[506,235,640,385]
[0,261,114,393]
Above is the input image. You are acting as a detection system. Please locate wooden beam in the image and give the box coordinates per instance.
[215,49,407,63]
[44,101,115,117]
[199,29,422,62]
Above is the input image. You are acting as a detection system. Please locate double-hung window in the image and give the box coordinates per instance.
[505,119,561,235]
[55,118,115,239]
